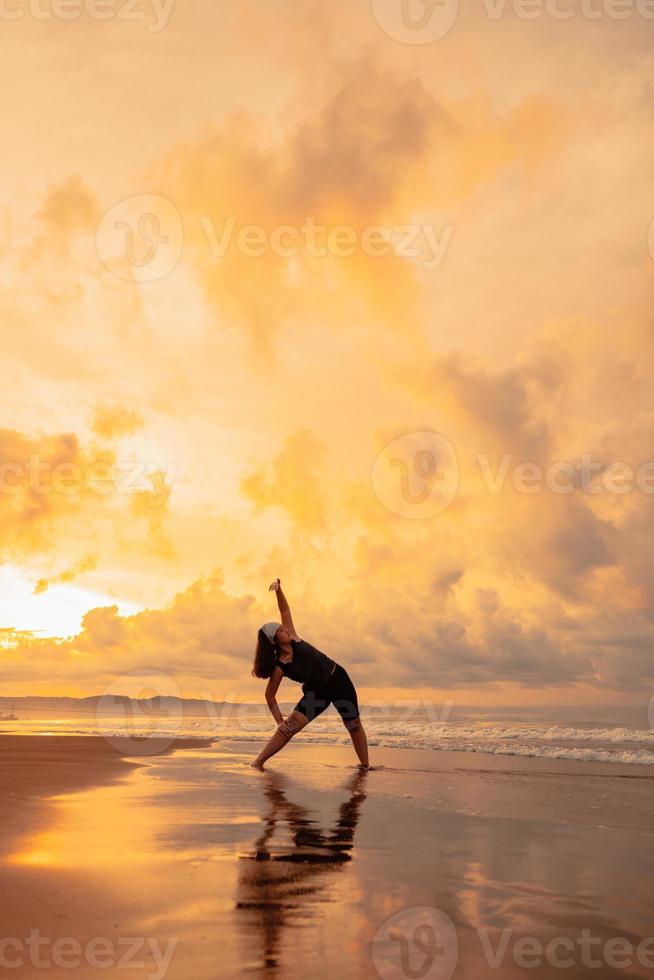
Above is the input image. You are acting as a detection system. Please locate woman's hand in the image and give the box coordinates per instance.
[269,578,281,592]
[277,719,293,738]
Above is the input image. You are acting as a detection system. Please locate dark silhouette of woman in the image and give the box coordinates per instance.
[251,579,369,769]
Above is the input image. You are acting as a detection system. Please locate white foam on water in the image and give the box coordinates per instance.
[6,716,654,766]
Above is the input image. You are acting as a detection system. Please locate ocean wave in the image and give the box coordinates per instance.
[69,731,654,766]
[371,724,654,744]
[367,737,654,766]
[8,718,654,766]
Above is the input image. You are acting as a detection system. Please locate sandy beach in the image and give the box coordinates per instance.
[0,734,653,979]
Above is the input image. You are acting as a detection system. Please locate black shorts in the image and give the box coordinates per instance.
[293,664,360,723]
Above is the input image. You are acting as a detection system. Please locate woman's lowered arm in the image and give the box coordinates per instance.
[265,667,286,728]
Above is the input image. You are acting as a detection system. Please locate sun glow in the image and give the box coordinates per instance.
[0,565,141,639]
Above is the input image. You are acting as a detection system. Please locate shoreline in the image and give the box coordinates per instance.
[1,732,653,832]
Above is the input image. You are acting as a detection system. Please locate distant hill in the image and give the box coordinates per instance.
[0,695,270,716]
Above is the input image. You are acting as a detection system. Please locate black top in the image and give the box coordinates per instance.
[276,639,336,692]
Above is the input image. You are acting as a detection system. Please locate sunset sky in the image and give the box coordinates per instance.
[1,0,654,706]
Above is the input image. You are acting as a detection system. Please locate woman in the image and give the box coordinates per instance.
[251,579,369,770]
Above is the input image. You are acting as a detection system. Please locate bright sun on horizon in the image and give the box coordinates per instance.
[0,566,142,640]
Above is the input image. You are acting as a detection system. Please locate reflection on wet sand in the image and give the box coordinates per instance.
[5,740,653,980]
[236,768,368,974]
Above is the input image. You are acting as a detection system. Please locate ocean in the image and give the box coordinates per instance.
[3,702,653,766]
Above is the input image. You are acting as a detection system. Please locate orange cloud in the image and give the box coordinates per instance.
[34,555,98,595]
[92,405,144,440]
[1,9,653,704]
[154,61,567,353]
[240,429,328,535]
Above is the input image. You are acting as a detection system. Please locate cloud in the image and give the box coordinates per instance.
[2,9,654,703]
[36,174,99,239]
[34,555,98,594]
[343,316,654,687]
[92,405,144,440]
[129,469,175,558]
[155,60,566,353]
[240,429,329,535]
[1,571,257,695]
[0,424,176,574]
[408,350,556,462]
[0,427,114,557]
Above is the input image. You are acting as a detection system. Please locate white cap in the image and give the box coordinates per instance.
[261,622,281,642]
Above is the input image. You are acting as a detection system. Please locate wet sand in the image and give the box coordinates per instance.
[0,735,653,979]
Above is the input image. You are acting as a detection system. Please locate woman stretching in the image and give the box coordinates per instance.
[251,579,369,770]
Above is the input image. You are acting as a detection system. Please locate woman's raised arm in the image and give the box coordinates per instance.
[269,578,300,640]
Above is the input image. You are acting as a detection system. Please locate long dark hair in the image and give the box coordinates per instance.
[252,629,278,678]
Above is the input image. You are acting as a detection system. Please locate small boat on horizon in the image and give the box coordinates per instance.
[0,703,17,721]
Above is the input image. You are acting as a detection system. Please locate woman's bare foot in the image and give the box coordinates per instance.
[251,760,265,770]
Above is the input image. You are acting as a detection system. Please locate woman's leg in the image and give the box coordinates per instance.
[344,716,369,768]
[252,710,309,769]
[332,667,369,768]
